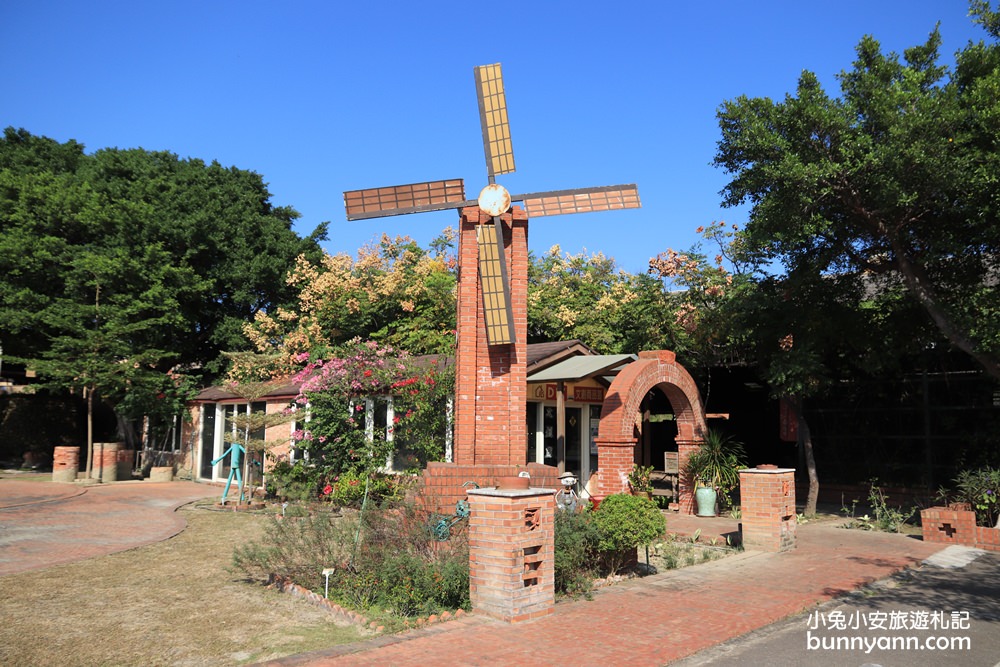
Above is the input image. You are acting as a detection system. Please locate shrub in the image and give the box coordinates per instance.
[232,511,355,588]
[952,467,1000,528]
[592,493,666,573]
[554,508,599,596]
[266,459,319,502]
[841,480,915,532]
[327,470,399,508]
[232,502,470,618]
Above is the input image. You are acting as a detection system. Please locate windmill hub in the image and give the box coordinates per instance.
[477,183,512,217]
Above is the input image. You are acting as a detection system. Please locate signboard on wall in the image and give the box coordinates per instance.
[529,383,605,403]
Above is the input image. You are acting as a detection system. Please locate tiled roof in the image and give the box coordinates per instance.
[192,341,598,402]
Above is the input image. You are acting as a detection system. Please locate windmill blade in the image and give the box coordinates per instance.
[344,179,470,221]
[474,63,515,181]
[516,184,641,218]
[476,219,516,345]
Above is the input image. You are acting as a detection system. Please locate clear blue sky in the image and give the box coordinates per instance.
[3,1,989,274]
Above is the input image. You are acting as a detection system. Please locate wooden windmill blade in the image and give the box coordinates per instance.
[515,184,641,219]
[473,63,517,345]
[343,179,471,221]
[474,63,515,181]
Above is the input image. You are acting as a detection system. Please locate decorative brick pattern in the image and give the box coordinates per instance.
[739,468,797,552]
[595,352,707,513]
[920,506,1000,551]
[454,206,528,467]
[466,487,555,623]
[52,446,79,483]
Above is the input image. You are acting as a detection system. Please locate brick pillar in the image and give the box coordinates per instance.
[595,438,633,497]
[102,442,120,482]
[454,205,528,466]
[466,486,555,623]
[676,439,700,514]
[739,466,796,552]
[52,446,79,483]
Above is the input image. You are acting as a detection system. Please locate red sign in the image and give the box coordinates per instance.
[779,398,798,442]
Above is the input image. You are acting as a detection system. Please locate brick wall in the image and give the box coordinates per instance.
[921,506,1000,551]
[419,461,559,517]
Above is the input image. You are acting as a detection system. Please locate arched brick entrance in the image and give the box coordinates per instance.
[595,350,706,513]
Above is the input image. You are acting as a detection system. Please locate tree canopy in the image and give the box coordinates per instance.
[528,245,684,355]
[0,128,328,429]
[713,4,1000,380]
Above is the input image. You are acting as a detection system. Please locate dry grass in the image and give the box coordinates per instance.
[0,502,365,666]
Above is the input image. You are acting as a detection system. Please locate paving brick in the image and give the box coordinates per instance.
[0,478,216,576]
[263,518,946,667]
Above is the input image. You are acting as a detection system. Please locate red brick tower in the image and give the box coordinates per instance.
[453,205,528,466]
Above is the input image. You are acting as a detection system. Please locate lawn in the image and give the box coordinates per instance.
[0,501,366,666]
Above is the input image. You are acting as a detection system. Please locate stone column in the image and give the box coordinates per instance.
[52,446,79,483]
[739,466,796,552]
[466,485,555,623]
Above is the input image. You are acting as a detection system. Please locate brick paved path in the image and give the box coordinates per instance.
[0,478,216,576]
[266,520,946,667]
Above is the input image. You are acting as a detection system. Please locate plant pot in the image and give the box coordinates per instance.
[695,486,718,517]
[497,476,530,490]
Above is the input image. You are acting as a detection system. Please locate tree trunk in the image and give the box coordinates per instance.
[889,242,1000,381]
[85,387,94,480]
[792,396,819,516]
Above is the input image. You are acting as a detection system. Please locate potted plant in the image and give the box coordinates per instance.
[683,429,747,517]
[628,464,655,499]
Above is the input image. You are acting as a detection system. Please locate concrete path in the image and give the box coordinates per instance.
[0,477,217,576]
[264,516,949,667]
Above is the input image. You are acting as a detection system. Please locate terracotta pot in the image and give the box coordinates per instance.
[497,476,530,490]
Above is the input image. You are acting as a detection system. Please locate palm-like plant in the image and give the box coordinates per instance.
[683,429,747,494]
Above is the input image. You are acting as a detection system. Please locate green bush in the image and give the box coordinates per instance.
[554,508,599,596]
[232,502,470,619]
[266,459,319,502]
[327,470,399,508]
[232,511,354,588]
[592,494,666,573]
[953,467,1000,528]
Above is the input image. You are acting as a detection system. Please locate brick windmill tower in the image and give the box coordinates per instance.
[344,63,640,482]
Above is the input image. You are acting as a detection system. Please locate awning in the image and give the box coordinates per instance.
[526,354,636,383]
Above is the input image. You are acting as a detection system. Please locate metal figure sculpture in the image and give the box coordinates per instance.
[211,442,246,503]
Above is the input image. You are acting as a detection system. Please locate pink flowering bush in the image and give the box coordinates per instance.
[277,338,452,502]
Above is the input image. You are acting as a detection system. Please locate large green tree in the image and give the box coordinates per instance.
[0,128,328,455]
[713,4,1000,381]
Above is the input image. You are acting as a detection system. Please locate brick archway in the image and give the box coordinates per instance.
[595,350,706,513]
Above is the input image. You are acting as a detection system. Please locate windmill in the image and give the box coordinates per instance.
[344,63,641,347]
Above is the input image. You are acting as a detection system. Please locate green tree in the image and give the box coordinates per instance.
[0,128,327,455]
[652,221,937,514]
[713,5,1000,381]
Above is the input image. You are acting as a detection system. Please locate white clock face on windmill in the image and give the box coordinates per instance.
[477,183,511,217]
